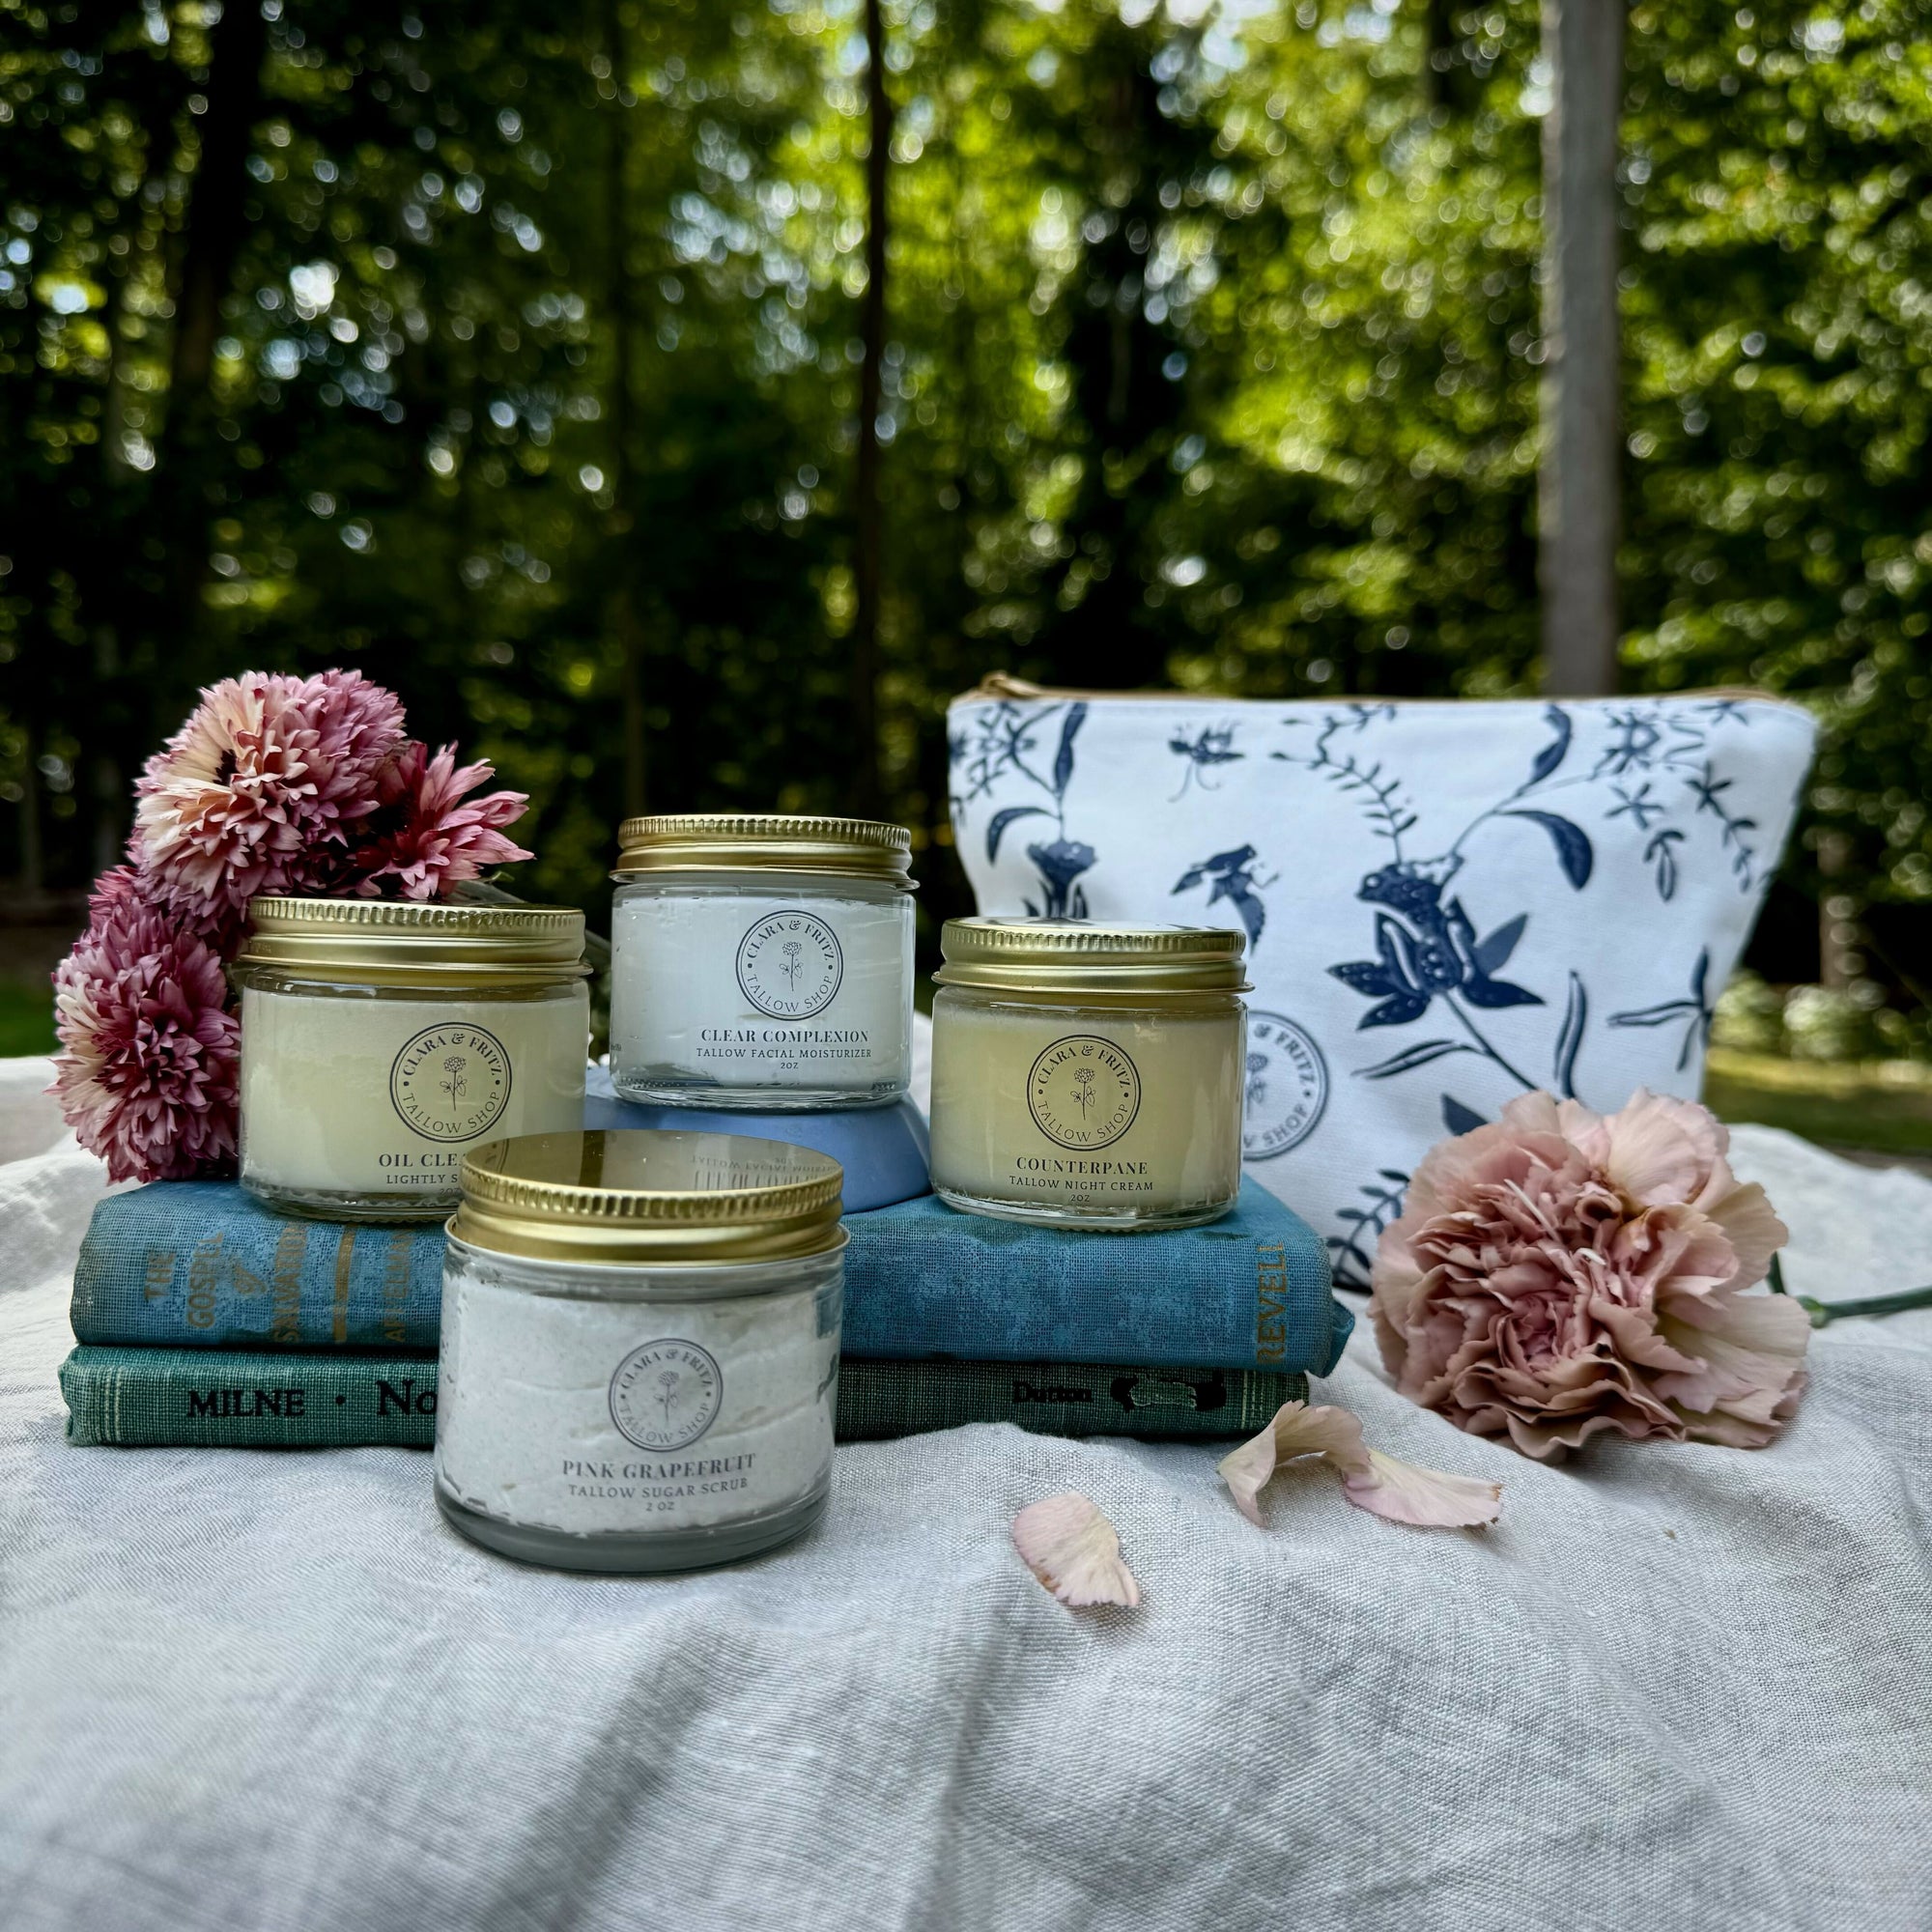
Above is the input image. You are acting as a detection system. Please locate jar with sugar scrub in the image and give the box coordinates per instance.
[609,813,916,1110]
[928,918,1249,1231]
[435,1128,844,1573]
[232,897,590,1222]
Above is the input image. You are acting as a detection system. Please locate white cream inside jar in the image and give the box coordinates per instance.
[608,815,915,1111]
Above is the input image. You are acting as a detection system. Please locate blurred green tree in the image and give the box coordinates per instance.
[1,0,1926,1021]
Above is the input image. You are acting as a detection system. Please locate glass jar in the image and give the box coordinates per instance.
[928,918,1249,1231]
[609,813,916,1110]
[231,897,590,1222]
[435,1128,845,1574]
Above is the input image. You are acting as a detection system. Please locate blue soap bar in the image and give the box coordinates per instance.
[582,1065,932,1212]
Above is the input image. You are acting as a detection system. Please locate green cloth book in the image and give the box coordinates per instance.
[59,1347,1305,1448]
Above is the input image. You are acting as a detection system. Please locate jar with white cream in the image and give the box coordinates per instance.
[435,1128,844,1574]
[928,918,1249,1231]
[232,897,590,1222]
[609,813,915,1110]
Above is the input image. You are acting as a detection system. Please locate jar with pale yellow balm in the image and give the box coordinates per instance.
[231,896,590,1222]
[928,918,1248,1231]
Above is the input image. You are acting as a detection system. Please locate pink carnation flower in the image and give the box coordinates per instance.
[132,668,406,924]
[1371,1089,1808,1461]
[51,869,240,1183]
[350,741,531,899]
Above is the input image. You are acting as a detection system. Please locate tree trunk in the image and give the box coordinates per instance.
[604,0,648,818]
[1538,0,1625,697]
[850,0,892,819]
[17,721,43,895]
[166,0,267,404]
[1816,831,1862,991]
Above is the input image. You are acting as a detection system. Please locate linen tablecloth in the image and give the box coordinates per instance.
[3,1052,1929,1931]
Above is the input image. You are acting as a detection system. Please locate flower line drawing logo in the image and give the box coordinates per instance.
[609,1340,724,1453]
[736,912,843,1020]
[388,1024,511,1142]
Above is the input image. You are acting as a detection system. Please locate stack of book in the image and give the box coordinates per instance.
[59,1179,1347,1448]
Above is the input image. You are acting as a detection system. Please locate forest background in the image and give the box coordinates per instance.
[5,0,1931,1084]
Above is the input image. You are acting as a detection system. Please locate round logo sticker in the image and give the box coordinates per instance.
[735,910,843,1021]
[609,1340,724,1453]
[1242,1011,1329,1160]
[1026,1036,1142,1151]
[388,1024,513,1143]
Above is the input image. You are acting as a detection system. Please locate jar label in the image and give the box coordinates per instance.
[609,1340,724,1452]
[436,1269,838,1538]
[389,1023,514,1142]
[735,909,844,1020]
[1027,1035,1142,1151]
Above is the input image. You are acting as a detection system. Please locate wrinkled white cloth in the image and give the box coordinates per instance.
[3,1054,1930,1932]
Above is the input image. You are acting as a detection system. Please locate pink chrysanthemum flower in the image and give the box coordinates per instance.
[1371,1089,1807,1461]
[51,872,240,1183]
[132,669,406,924]
[350,740,531,899]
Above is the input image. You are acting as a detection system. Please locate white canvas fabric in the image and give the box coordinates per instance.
[4,1051,1931,1927]
[947,686,1817,1284]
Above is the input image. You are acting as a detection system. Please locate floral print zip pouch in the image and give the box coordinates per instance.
[947,676,1817,1287]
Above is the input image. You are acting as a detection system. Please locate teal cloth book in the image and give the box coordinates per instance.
[58,1348,1308,1447]
[70,1179,1348,1373]
[836,1182,1343,1372]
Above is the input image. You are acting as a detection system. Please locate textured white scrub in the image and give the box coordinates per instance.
[435,1255,838,1535]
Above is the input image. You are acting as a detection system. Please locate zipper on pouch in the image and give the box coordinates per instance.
[963,670,1804,714]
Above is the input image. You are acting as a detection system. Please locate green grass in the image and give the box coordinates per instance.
[1706,1047,1932,1157]
[0,980,56,1058]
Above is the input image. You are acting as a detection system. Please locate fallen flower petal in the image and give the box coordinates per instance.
[1218,1400,1501,1530]
[1216,1427,1279,1528]
[1011,1492,1141,1608]
[1340,1448,1503,1529]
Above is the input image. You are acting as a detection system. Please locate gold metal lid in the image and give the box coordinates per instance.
[452,1128,846,1266]
[235,896,590,986]
[933,917,1250,996]
[613,812,914,884]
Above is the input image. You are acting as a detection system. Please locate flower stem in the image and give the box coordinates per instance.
[1442,993,1537,1092]
[1771,1254,1932,1327]
[1799,1285,1932,1328]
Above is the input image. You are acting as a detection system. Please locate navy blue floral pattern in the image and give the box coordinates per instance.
[949,689,1816,1291]
[952,699,1094,918]
[1167,723,1244,799]
[1172,844,1274,948]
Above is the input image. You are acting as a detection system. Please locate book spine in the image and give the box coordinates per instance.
[839,1214,1344,1373]
[71,1191,444,1350]
[60,1348,440,1448]
[73,1182,1347,1373]
[59,1349,1305,1448]
[835,1359,1307,1441]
